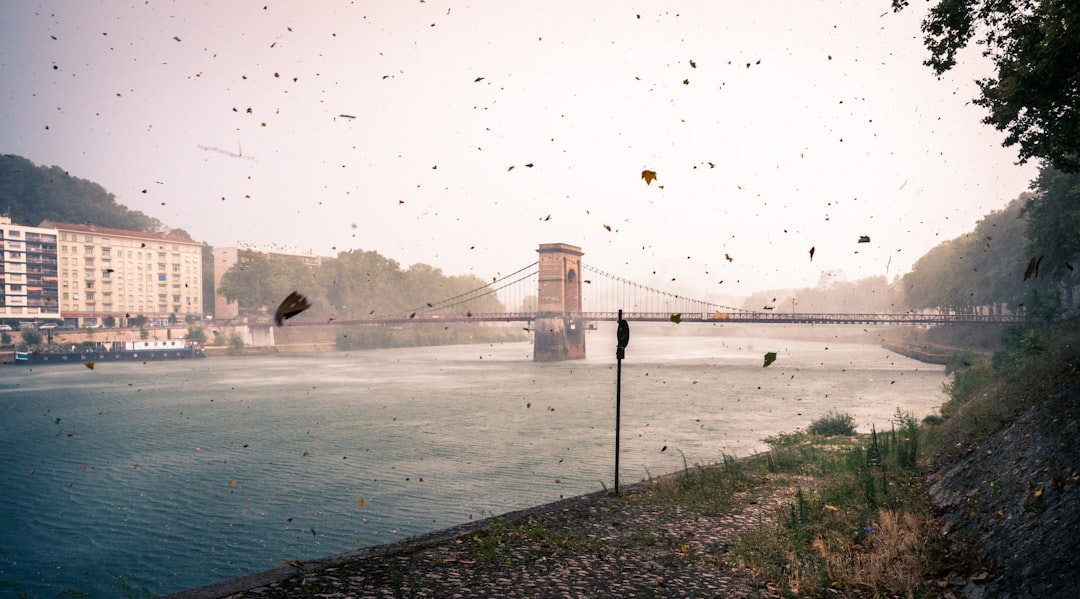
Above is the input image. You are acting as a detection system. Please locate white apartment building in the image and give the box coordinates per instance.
[0,217,60,321]
[41,221,204,326]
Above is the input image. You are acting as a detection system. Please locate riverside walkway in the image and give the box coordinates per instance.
[163,474,798,599]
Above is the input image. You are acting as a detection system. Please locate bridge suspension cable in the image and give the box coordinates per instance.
[581,263,744,317]
[401,262,539,318]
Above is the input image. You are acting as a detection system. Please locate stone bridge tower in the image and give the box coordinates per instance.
[533,243,586,361]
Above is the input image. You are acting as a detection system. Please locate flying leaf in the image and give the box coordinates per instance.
[809,246,815,261]
[357,498,365,507]
[670,313,682,323]
[858,235,871,243]
[274,291,311,326]
[1024,255,1042,280]
[281,559,305,569]
[641,169,657,185]
[724,253,733,262]
[85,361,95,370]
[603,224,612,232]
[763,351,778,367]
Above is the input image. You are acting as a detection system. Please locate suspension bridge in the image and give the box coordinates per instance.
[285,243,1022,361]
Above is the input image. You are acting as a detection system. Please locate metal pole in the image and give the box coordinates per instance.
[614,309,629,494]
[615,336,622,494]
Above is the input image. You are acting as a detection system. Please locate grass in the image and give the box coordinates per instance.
[727,425,945,597]
[628,412,946,598]
[929,318,1080,458]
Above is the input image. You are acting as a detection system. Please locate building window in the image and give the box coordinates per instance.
[85,257,94,266]
[84,246,94,254]
[86,280,95,289]
[85,291,95,301]
[101,248,111,256]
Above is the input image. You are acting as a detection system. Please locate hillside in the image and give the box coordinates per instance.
[926,319,1080,597]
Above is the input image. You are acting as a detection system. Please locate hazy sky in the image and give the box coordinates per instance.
[1,1,1039,299]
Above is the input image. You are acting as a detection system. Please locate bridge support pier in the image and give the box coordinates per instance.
[533,243,586,361]
[534,314,586,362]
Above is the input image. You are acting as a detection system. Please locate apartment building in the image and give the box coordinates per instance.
[0,217,60,321]
[41,221,204,326]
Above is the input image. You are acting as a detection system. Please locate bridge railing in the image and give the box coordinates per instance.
[576,311,1023,325]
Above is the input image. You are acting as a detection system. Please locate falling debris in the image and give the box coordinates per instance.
[809,246,815,261]
[858,235,871,243]
[1024,256,1042,280]
[763,352,778,367]
[274,291,311,326]
[670,313,682,324]
[641,169,657,185]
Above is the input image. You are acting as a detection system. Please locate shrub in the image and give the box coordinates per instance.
[186,326,207,344]
[808,411,856,437]
[20,329,43,348]
[226,334,245,355]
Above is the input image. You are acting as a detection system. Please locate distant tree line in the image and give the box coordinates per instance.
[216,249,505,321]
[742,274,903,315]
[903,168,1080,320]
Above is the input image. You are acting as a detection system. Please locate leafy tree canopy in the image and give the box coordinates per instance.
[893,0,1080,172]
[902,195,1032,313]
[219,249,500,321]
[0,154,165,231]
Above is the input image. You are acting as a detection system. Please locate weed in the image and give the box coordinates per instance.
[808,411,856,437]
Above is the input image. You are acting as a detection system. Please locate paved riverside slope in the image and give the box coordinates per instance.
[163,474,796,599]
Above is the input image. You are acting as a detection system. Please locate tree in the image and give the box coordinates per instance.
[218,250,326,318]
[20,329,42,348]
[902,195,1032,314]
[893,0,1080,172]
[0,154,166,230]
[1023,166,1080,308]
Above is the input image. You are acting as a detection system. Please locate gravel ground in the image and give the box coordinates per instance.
[164,477,797,599]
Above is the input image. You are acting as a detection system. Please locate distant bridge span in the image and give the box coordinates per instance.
[258,242,1022,361]
[313,310,1021,327]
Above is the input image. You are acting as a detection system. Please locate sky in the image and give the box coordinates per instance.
[0,0,1040,301]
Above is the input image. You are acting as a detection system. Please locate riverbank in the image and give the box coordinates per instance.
[163,468,800,599]
[160,425,968,599]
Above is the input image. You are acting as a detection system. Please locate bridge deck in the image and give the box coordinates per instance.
[279,311,1019,327]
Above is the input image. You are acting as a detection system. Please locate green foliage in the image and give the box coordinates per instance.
[933,318,1080,454]
[893,1,1080,172]
[186,326,207,344]
[138,326,148,340]
[941,359,993,418]
[0,155,165,230]
[736,426,943,596]
[218,248,503,322]
[902,195,1031,313]
[808,411,856,437]
[1024,168,1080,289]
[19,329,42,347]
[227,334,245,355]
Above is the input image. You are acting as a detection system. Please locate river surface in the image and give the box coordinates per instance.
[0,328,947,597]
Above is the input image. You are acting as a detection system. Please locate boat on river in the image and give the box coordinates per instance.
[7,339,205,365]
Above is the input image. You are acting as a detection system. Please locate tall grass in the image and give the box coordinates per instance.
[730,413,943,596]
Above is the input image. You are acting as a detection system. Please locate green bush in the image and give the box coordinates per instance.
[186,326,207,344]
[226,334,245,355]
[20,329,43,348]
[808,411,856,437]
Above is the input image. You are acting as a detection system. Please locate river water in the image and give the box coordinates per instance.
[0,327,947,597]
